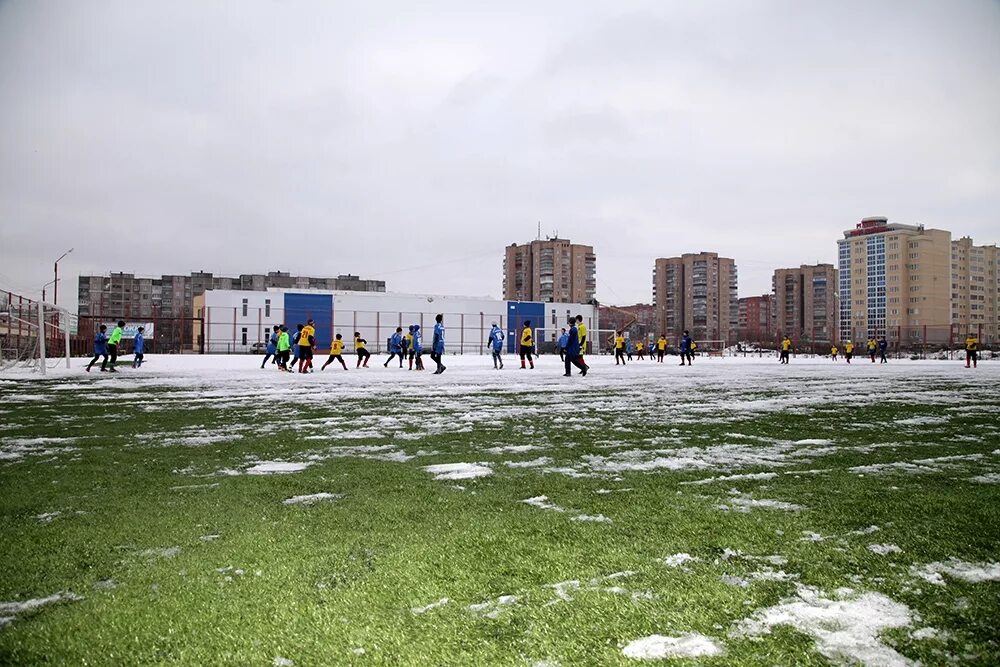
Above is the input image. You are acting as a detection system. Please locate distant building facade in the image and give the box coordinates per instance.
[77,271,385,320]
[597,303,657,342]
[652,252,738,344]
[503,238,596,304]
[837,217,951,344]
[772,264,838,345]
[738,295,775,343]
[951,237,999,341]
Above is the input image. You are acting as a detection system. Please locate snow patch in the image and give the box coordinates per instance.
[730,585,914,667]
[0,592,82,627]
[244,461,311,475]
[468,595,518,618]
[522,496,566,512]
[681,472,779,486]
[571,514,612,523]
[969,473,1000,484]
[622,633,725,660]
[660,553,698,568]
[411,597,449,615]
[867,544,903,556]
[910,559,1000,586]
[423,462,492,480]
[282,493,342,506]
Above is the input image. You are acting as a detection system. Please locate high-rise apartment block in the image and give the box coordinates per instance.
[652,252,738,343]
[773,264,838,345]
[738,295,774,343]
[837,217,951,343]
[77,270,385,319]
[951,237,999,340]
[503,239,596,303]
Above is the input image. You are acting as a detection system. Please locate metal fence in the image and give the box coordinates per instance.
[738,323,996,358]
[73,315,204,355]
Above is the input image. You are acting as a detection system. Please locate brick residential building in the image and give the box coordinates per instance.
[772,264,838,347]
[652,252,738,344]
[738,295,774,343]
[503,238,596,303]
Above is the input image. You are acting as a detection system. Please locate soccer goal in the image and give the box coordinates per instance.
[696,340,727,357]
[0,300,72,374]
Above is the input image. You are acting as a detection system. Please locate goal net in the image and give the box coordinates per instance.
[695,340,727,356]
[0,299,72,374]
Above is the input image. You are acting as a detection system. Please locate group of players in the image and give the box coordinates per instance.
[260,315,450,374]
[84,318,983,375]
[258,313,595,377]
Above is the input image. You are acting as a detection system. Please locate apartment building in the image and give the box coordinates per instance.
[738,295,775,343]
[837,217,951,344]
[951,237,999,341]
[78,270,385,320]
[652,252,738,344]
[502,238,596,303]
[773,264,838,345]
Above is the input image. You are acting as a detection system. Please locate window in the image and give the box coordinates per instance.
[241,327,248,345]
[265,299,271,317]
[242,298,248,317]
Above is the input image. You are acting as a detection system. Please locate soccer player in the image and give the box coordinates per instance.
[277,325,292,371]
[680,330,693,366]
[86,325,109,372]
[867,337,877,363]
[431,314,446,374]
[635,340,645,360]
[487,322,505,369]
[401,327,410,360]
[878,336,888,364]
[656,335,667,362]
[406,325,416,370]
[354,332,370,368]
[132,326,145,368]
[385,327,405,368]
[562,316,588,377]
[779,335,792,364]
[844,340,854,363]
[411,324,425,370]
[107,320,125,372]
[830,344,838,361]
[298,319,316,373]
[261,325,279,369]
[614,331,626,365]
[288,324,303,369]
[575,314,588,370]
[557,328,568,362]
[322,333,348,370]
[519,320,535,369]
[965,333,978,368]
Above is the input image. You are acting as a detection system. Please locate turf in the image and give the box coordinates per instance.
[1,357,999,665]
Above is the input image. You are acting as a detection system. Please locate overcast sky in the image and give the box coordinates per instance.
[1,0,998,310]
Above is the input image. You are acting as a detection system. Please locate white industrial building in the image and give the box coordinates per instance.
[194,289,599,355]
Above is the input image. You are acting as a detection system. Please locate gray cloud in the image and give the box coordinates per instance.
[1,0,998,309]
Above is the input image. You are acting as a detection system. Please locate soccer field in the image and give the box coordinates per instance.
[1,354,998,665]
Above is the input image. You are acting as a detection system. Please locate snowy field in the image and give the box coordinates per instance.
[1,353,998,665]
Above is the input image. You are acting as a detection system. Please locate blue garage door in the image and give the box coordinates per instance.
[284,293,333,351]
[506,301,545,353]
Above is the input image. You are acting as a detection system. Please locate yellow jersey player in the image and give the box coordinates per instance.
[520,321,535,369]
[321,334,348,370]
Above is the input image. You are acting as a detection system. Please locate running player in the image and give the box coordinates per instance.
[562,316,588,377]
[830,344,838,361]
[878,336,888,364]
[779,335,792,364]
[680,330,693,366]
[575,314,588,370]
[867,337,877,363]
[322,333,348,370]
[385,327,405,368]
[288,324,303,369]
[277,325,292,371]
[261,325,279,369]
[411,324,425,370]
[106,320,125,372]
[132,326,145,368]
[354,332,370,368]
[86,325,109,372]
[635,340,645,360]
[844,340,854,363]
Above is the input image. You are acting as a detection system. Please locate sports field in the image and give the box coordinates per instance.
[1,354,998,665]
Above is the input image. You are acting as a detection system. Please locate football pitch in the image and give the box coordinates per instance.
[1,355,998,665]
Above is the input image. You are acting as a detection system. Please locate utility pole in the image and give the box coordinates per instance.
[53,248,73,305]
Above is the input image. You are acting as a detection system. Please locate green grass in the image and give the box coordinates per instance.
[1,373,999,665]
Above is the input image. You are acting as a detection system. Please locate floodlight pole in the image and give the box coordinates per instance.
[37,300,47,376]
[53,248,74,306]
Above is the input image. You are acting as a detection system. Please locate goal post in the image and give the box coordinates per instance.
[696,340,727,357]
[0,300,72,374]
